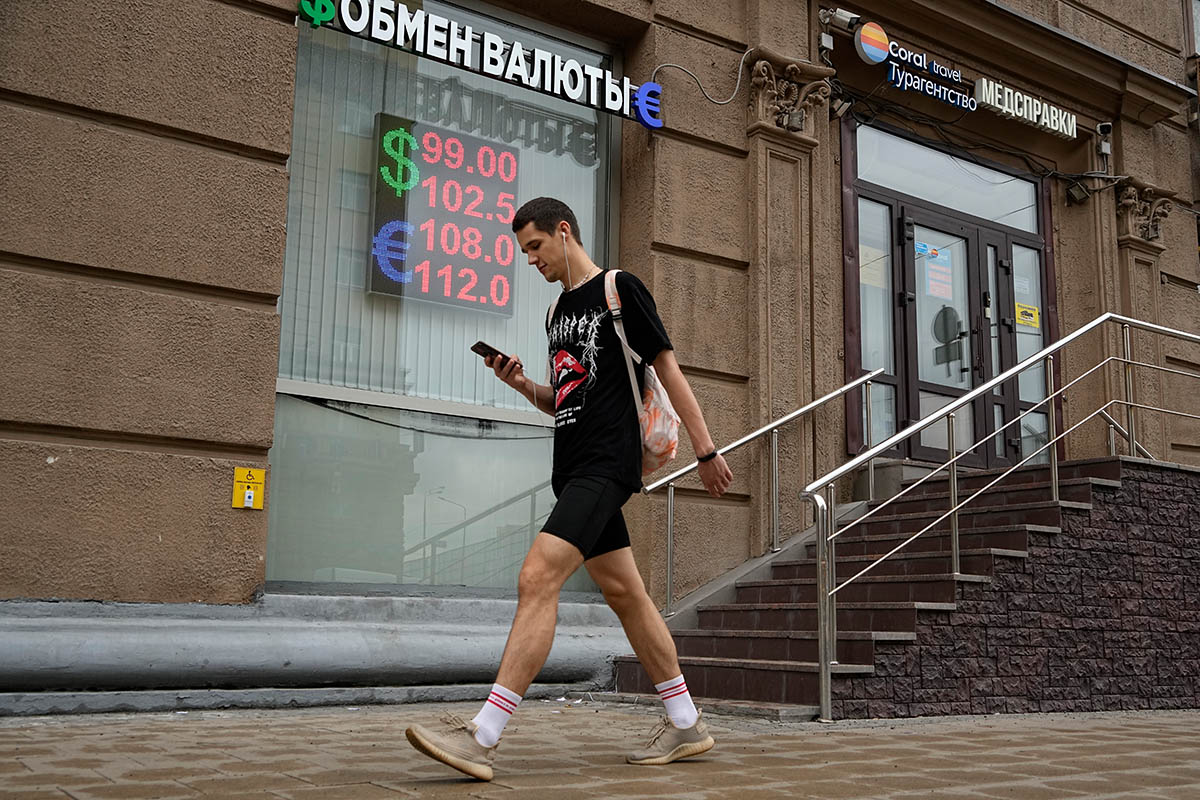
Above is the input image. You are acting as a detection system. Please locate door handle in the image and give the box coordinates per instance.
[899,290,916,306]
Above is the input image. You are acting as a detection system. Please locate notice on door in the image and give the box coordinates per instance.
[1016,302,1040,328]
[920,244,953,300]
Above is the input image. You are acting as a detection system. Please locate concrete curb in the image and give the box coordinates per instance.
[0,594,630,693]
[0,683,593,717]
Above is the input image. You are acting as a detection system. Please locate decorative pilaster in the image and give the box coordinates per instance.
[747,46,836,143]
[1115,179,1174,246]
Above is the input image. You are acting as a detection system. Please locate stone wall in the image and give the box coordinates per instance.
[832,461,1200,718]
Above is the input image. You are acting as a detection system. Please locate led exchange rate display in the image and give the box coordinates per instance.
[369,113,519,315]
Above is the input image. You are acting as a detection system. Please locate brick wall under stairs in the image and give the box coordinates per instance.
[614,457,1200,718]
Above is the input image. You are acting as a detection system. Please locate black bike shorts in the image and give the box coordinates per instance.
[543,475,633,560]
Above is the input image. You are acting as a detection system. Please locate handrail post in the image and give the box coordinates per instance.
[771,429,781,553]
[1123,324,1137,456]
[805,490,833,722]
[947,413,960,576]
[865,381,875,499]
[664,483,676,617]
[823,483,838,666]
[1108,423,1117,456]
[1045,355,1059,502]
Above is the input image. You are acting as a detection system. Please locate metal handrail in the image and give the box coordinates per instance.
[644,368,884,616]
[402,479,552,559]
[799,313,1200,721]
[803,313,1199,495]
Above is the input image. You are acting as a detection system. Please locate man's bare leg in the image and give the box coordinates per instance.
[405,532,584,780]
[584,546,679,684]
[586,546,712,764]
[494,532,584,694]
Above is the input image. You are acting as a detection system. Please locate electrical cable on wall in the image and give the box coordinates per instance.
[650,48,755,106]
[297,396,555,440]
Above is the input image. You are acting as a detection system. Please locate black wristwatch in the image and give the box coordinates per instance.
[697,450,718,463]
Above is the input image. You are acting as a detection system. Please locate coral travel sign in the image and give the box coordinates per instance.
[297,0,664,130]
[854,21,1078,139]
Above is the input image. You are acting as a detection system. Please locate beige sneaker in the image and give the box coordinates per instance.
[626,711,715,765]
[405,713,497,781]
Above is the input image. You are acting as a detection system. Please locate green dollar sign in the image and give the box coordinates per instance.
[380,128,421,198]
[298,0,335,28]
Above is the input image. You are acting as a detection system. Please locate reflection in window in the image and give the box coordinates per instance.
[267,395,598,591]
[858,198,894,374]
[862,382,897,447]
[858,126,1038,233]
[1013,244,1045,403]
[1194,1,1200,53]
[918,392,974,452]
[914,227,971,391]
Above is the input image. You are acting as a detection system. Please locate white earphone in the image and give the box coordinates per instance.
[561,229,573,289]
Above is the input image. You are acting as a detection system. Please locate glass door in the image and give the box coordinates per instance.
[849,124,1049,469]
[902,211,986,466]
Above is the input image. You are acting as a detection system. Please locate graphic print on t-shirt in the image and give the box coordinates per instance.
[552,349,588,407]
[548,308,607,424]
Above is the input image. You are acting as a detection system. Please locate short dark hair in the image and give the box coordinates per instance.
[512,197,581,244]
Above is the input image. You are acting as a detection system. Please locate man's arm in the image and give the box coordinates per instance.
[487,355,555,416]
[652,349,733,497]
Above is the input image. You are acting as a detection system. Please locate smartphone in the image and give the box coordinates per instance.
[470,341,511,368]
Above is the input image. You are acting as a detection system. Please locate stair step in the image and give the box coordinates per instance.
[775,547,1025,578]
[903,458,1122,492]
[866,477,1115,516]
[735,574,989,604]
[614,654,875,674]
[613,654,872,705]
[697,601,955,632]
[804,524,1055,558]
[577,691,820,722]
[671,628,911,664]
[835,500,1089,537]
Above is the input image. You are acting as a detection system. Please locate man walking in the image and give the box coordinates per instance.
[405,197,733,781]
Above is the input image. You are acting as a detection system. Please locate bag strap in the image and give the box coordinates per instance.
[546,296,560,382]
[604,270,645,414]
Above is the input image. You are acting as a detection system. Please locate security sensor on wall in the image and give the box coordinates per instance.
[819,8,862,32]
[1096,121,1114,157]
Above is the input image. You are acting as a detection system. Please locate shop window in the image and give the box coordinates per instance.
[1192,1,1200,54]
[269,3,615,591]
[266,396,599,590]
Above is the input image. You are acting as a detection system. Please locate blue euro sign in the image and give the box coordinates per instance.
[372,220,415,284]
[632,81,664,130]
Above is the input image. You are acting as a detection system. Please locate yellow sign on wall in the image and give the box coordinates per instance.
[1016,302,1040,328]
[233,468,265,510]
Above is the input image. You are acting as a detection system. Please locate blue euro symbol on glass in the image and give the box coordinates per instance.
[373,220,414,284]
[632,81,664,129]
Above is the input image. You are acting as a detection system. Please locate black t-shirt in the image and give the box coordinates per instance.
[547,270,672,490]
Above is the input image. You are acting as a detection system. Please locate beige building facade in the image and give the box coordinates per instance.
[2,0,1198,615]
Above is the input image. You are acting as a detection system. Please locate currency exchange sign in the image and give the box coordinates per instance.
[369,113,520,316]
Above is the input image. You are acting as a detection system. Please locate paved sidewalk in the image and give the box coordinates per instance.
[1,698,1198,799]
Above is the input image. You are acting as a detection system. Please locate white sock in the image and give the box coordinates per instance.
[655,675,699,729]
[471,683,521,747]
